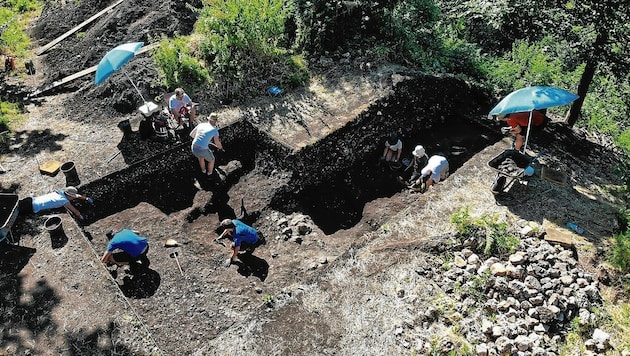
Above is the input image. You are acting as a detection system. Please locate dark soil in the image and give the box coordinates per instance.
[0,1,625,355]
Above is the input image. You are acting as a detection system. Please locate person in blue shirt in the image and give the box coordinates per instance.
[17,186,93,221]
[216,219,261,267]
[101,228,150,270]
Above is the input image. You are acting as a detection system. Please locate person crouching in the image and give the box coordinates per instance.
[101,228,150,272]
[216,218,263,267]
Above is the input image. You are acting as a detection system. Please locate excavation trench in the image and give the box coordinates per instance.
[79,76,500,235]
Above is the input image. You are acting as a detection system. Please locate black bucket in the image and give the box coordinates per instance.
[45,215,63,234]
[45,215,67,248]
[117,119,133,137]
[60,161,80,187]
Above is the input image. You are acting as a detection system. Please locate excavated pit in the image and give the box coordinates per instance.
[78,76,501,234]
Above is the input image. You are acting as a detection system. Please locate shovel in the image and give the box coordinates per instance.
[170,251,184,276]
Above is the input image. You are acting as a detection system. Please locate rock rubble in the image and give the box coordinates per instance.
[415,232,610,355]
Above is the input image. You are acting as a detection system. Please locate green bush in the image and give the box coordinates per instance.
[450,207,519,257]
[450,207,477,236]
[284,54,308,88]
[487,38,576,91]
[152,36,209,90]
[581,72,630,148]
[386,0,441,66]
[1,0,41,56]
[152,0,297,97]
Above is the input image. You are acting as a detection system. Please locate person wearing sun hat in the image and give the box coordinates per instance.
[400,145,429,189]
[17,186,93,220]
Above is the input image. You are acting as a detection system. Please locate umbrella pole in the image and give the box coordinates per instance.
[523,111,533,153]
[122,70,148,105]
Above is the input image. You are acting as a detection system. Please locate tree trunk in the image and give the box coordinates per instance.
[566,31,607,127]
[566,60,596,127]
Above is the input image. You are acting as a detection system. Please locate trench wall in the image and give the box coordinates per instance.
[79,75,497,232]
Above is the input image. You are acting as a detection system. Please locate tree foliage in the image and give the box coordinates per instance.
[150,0,629,151]
[154,0,302,97]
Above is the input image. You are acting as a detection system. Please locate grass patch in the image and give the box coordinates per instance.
[0,101,22,128]
[558,316,588,355]
[1,0,42,57]
[610,230,630,273]
[603,301,630,352]
[454,269,492,302]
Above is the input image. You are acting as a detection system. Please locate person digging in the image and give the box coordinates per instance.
[409,154,450,193]
[215,218,262,267]
[190,113,223,179]
[17,186,93,222]
[101,228,150,274]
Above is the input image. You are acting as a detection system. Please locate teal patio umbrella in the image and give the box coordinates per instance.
[489,86,579,151]
[94,42,157,115]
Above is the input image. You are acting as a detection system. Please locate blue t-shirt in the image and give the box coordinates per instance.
[232,220,258,247]
[107,229,148,257]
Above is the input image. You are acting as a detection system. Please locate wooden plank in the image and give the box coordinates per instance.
[28,65,96,98]
[36,0,125,56]
[29,43,158,98]
[544,227,574,248]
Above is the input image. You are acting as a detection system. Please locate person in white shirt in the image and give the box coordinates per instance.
[381,134,402,162]
[190,113,223,176]
[168,87,196,125]
[410,154,449,192]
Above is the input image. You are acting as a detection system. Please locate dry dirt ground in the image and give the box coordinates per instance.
[1,1,627,355]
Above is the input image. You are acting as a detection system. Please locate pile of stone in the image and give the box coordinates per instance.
[274,213,315,244]
[432,235,611,355]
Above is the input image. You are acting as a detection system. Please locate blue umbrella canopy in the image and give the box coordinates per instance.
[489,86,579,116]
[94,42,144,85]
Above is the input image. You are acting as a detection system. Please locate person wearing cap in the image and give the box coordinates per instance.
[410,154,449,192]
[402,145,429,187]
[101,228,150,271]
[168,87,196,125]
[215,218,262,267]
[190,113,223,177]
[497,110,545,151]
[17,186,93,220]
[381,134,403,163]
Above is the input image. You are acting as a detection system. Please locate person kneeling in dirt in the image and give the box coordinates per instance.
[409,154,449,192]
[216,218,263,267]
[400,145,429,186]
[17,186,93,221]
[101,228,150,272]
[190,113,223,177]
[381,133,403,163]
